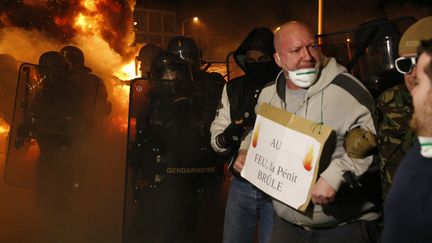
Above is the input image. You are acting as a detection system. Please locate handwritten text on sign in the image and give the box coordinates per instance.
[241,115,321,210]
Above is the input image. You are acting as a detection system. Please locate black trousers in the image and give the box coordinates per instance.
[270,214,380,243]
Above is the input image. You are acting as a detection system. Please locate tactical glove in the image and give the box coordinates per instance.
[216,122,244,149]
[343,127,377,159]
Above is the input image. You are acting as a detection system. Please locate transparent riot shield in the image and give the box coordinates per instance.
[318,17,416,98]
[124,77,227,243]
[193,71,226,132]
[4,63,98,189]
[1,62,127,242]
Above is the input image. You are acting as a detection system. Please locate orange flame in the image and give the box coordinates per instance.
[109,84,130,133]
[303,146,314,171]
[252,123,260,148]
[0,118,9,135]
[74,13,97,33]
[0,117,10,154]
[114,60,139,81]
[69,0,138,133]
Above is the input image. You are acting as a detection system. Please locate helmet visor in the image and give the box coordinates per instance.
[395,56,417,74]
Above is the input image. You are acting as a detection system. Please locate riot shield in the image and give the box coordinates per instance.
[318,17,416,98]
[124,77,226,243]
[192,71,226,132]
[4,63,98,190]
[0,61,127,243]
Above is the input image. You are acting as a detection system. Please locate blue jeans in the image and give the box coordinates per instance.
[223,176,275,243]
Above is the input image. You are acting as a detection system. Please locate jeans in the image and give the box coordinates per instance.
[223,176,275,243]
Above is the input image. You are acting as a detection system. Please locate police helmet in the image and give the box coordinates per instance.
[136,44,163,78]
[167,36,202,71]
[151,51,192,81]
[150,51,193,98]
[60,45,91,72]
[137,44,163,62]
[38,51,68,82]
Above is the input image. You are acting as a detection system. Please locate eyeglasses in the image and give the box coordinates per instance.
[395,56,417,74]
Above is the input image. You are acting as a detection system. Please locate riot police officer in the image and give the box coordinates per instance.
[128,51,223,242]
[167,36,227,242]
[167,36,226,130]
[15,51,86,240]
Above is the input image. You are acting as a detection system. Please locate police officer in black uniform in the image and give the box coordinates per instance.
[167,36,226,131]
[13,51,85,240]
[167,36,227,242]
[129,51,223,242]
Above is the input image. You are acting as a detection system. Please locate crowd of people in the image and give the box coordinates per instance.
[1,15,432,243]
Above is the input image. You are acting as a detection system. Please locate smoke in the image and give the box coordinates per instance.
[0,27,63,64]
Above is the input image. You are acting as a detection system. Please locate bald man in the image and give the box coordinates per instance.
[234,21,381,243]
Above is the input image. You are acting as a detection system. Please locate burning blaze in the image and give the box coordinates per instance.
[109,60,140,133]
[68,0,139,134]
[114,60,139,81]
[74,13,101,33]
[1,0,141,135]
[0,117,10,154]
[82,0,98,11]
[66,0,138,133]
[0,118,9,135]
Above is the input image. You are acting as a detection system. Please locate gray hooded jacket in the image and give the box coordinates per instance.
[240,55,380,227]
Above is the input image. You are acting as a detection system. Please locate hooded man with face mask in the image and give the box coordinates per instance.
[210,27,280,243]
[233,21,381,243]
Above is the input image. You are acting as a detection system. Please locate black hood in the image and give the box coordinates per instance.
[233,27,276,72]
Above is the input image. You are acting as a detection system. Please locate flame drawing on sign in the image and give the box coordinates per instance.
[303,145,314,171]
[252,123,260,148]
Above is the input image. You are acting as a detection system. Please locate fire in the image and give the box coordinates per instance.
[109,59,140,133]
[72,1,105,34]
[70,0,138,133]
[114,60,139,81]
[1,0,140,135]
[0,117,10,154]
[0,118,9,135]
[74,13,100,33]
[109,84,131,133]
[82,0,98,11]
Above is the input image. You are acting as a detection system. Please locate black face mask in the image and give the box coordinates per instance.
[244,61,277,87]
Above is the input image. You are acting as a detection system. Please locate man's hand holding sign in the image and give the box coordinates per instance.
[235,103,333,211]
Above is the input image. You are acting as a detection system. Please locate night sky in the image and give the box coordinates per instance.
[137,0,432,39]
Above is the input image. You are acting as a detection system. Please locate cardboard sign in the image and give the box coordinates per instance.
[241,103,332,212]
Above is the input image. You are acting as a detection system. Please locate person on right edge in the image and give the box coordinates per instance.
[234,21,381,243]
[376,16,432,198]
[381,39,432,243]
